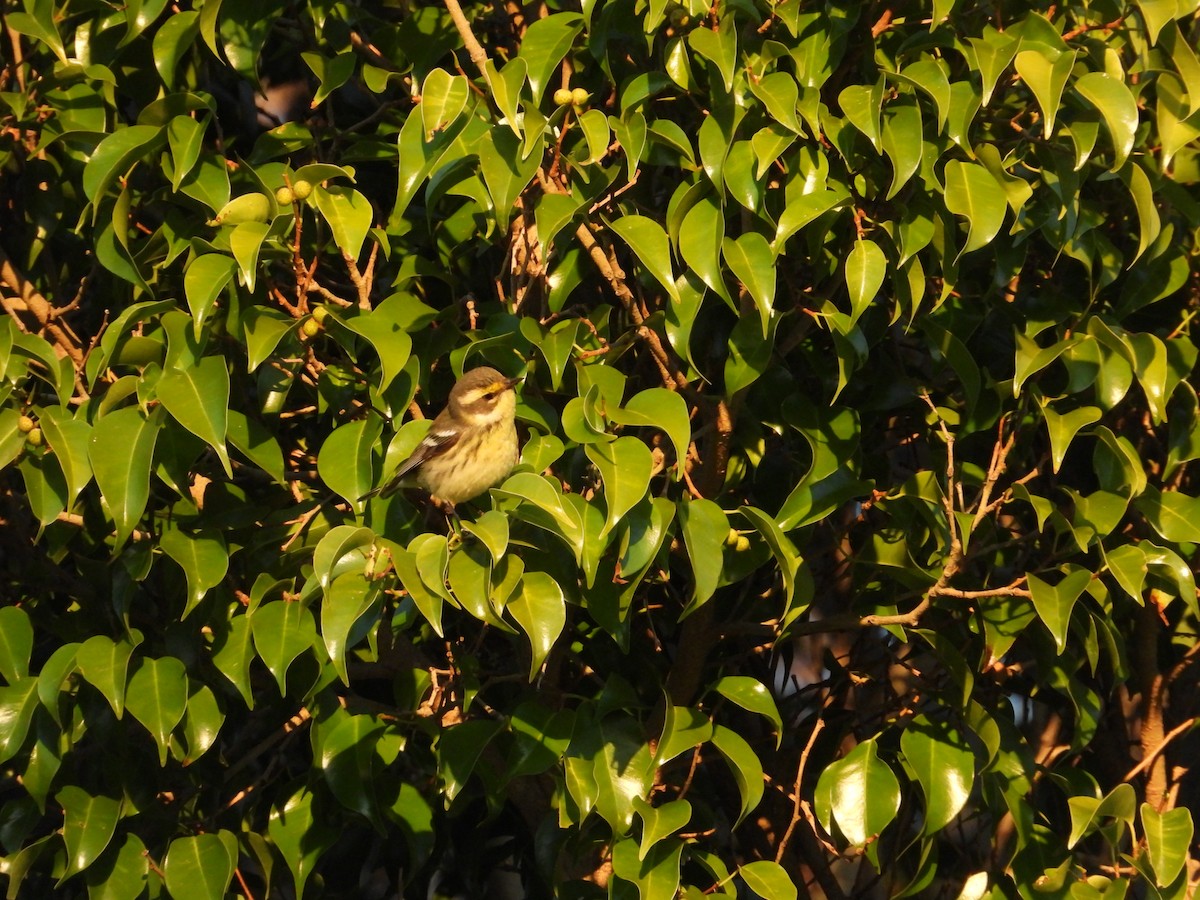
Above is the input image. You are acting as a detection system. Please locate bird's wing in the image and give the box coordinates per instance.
[376,427,460,497]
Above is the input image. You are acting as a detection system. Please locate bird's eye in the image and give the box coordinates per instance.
[482,391,496,401]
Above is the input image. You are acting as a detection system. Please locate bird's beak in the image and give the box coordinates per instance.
[503,376,523,390]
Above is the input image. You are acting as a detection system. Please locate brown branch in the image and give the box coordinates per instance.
[0,244,86,369]
[441,0,490,76]
[1124,715,1200,783]
[777,709,826,862]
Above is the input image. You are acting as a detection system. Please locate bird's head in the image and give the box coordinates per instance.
[447,366,521,426]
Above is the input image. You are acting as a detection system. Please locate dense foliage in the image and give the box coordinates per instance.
[2,0,1199,896]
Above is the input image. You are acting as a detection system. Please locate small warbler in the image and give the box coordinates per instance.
[368,366,522,507]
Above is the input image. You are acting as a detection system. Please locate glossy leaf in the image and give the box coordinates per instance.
[814,738,901,846]
[740,860,798,900]
[76,636,135,718]
[161,529,229,616]
[943,160,1007,255]
[844,237,886,325]
[125,656,188,765]
[585,436,653,540]
[250,601,318,695]
[157,357,232,476]
[900,715,975,833]
[710,725,763,827]
[57,786,122,880]
[1075,72,1139,171]
[508,571,566,679]
[269,786,338,897]
[318,415,384,510]
[313,185,373,261]
[1143,803,1193,887]
[610,215,680,304]
[88,407,161,547]
[722,232,775,335]
[162,833,235,900]
[0,606,34,684]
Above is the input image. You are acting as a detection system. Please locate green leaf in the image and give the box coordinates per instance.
[1042,404,1101,473]
[153,11,199,88]
[688,17,737,92]
[517,13,583,101]
[508,571,566,679]
[710,724,764,827]
[303,50,356,107]
[534,192,583,258]
[677,498,727,610]
[322,574,380,685]
[269,787,338,898]
[749,72,803,135]
[774,188,848,253]
[88,407,161,547]
[162,833,236,900]
[183,255,236,338]
[340,302,414,395]
[603,390,689,482]
[478,124,542,228]
[1121,161,1162,265]
[679,194,731,306]
[740,860,798,900]
[250,601,318,695]
[577,108,610,164]
[900,715,975,833]
[57,786,121,881]
[420,68,469,138]
[943,160,1008,256]
[610,215,680,304]
[160,529,229,616]
[967,32,1018,106]
[881,96,922,199]
[1067,783,1136,848]
[655,702,712,765]
[592,716,654,832]
[229,220,270,292]
[84,833,148,900]
[157,356,231,477]
[838,81,884,151]
[76,636,135,718]
[485,57,527,134]
[125,657,188,766]
[1136,490,1200,543]
[320,713,395,826]
[586,436,654,540]
[713,674,783,746]
[313,185,373,261]
[1027,567,1091,654]
[814,738,901,846]
[182,683,225,761]
[1142,803,1193,887]
[722,232,775,335]
[0,606,33,683]
[1014,48,1074,138]
[1074,72,1139,171]
[611,837,683,900]
[438,718,503,803]
[318,415,384,509]
[167,115,206,192]
[83,125,164,206]
[844,237,886,325]
[633,797,691,859]
[226,408,285,483]
[211,616,254,707]
[0,677,38,764]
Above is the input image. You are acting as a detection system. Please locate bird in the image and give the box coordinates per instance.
[365,366,522,508]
